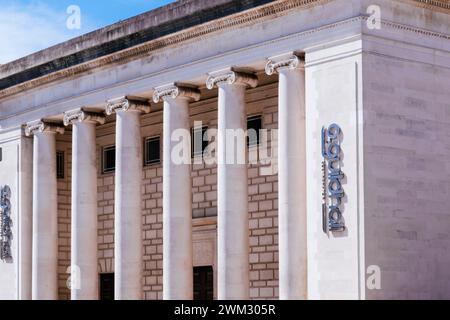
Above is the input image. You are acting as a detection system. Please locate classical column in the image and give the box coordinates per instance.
[266,53,307,299]
[25,120,65,300]
[106,96,150,300]
[206,68,257,300]
[18,133,33,300]
[154,84,200,300]
[63,109,105,300]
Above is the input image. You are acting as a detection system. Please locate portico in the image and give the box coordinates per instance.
[20,52,306,300]
[1,0,450,301]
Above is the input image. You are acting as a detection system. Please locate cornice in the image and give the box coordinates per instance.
[0,0,332,99]
[373,17,450,41]
[406,0,450,11]
[0,0,449,100]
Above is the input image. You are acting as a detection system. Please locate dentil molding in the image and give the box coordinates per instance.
[0,0,448,99]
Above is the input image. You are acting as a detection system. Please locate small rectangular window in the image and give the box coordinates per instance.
[99,273,114,300]
[102,145,116,173]
[192,126,208,158]
[0,148,2,162]
[56,151,65,179]
[247,115,262,147]
[144,136,161,166]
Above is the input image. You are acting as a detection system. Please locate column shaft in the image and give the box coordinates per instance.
[207,69,257,300]
[161,93,194,300]
[19,135,33,300]
[68,115,101,300]
[106,97,149,300]
[27,121,63,300]
[267,54,307,299]
[155,84,199,300]
[218,84,249,300]
[115,110,143,300]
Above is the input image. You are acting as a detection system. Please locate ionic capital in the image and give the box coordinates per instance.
[63,108,106,126]
[105,96,151,116]
[152,83,201,103]
[25,120,65,136]
[206,68,258,90]
[265,53,304,75]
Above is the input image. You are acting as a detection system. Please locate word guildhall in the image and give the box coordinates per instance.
[322,124,345,233]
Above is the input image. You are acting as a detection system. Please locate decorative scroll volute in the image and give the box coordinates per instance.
[25,120,65,136]
[265,52,304,76]
[63,108,106,126]
[105,96,151,116]
[206,68,258,90]
[153,83,201,103]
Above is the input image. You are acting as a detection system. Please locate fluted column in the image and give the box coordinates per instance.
[266,53,307,299]
[206,68,257,300]
[63,109,105,300]
[154,84,200,300]
[106,97,150,300]
[25,120,65,300]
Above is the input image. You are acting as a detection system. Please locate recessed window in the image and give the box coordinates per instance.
[0,148,2,162]
[56,151,65,179]
[192,126,209,158]
[144,136,161,166]
[193,266,214,300]
[99,273,114,301]
[247,115,262,147]
[102,145,116,174]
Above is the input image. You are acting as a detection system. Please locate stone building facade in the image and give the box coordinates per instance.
[1,0,450,300]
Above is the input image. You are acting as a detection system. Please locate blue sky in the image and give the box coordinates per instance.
[0,0,175,64]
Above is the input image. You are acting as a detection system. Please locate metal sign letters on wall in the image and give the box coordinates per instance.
[0,185,12,261]
[321,124,345,233]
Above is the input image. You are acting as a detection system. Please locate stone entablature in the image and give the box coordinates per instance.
[0,0,449,102]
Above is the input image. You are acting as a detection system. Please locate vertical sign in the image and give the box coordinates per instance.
[321,124,345,233]
[0,185,12,260]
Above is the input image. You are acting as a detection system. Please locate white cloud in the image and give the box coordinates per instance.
[0,1,97,64]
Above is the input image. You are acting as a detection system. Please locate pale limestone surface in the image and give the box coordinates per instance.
[0,0,449,300]
[66,111,104,300]
[158,85,196,300]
